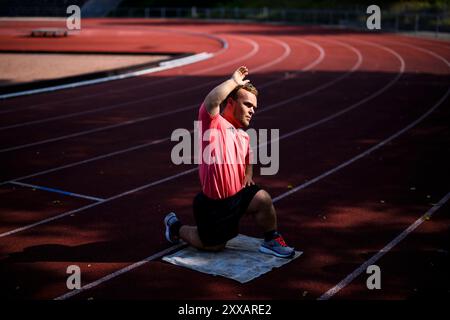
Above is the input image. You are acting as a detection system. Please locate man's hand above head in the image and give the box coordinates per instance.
[203,66,250,116]
[231,66,250,86]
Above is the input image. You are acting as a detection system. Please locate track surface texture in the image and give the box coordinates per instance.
[0,18,449,301]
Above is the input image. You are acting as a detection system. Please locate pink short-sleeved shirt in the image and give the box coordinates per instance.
[198,103,251,199]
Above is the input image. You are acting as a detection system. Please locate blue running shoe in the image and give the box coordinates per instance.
[259,234,294,258]
[164,212,180,244]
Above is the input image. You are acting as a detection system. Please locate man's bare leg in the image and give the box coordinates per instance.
[245,189,294,257]
[246,190,278,232]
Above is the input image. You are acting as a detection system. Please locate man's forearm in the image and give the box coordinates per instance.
[244,164,255,187]
[203,78,239,115]
[245,164,253,179]
[203,66,249,116]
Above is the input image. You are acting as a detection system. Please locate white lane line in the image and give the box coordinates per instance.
[189,35,260,75]
[0,36,258,132]
[251,37,291,73]
[0,76,172,116]
[0,168,198,238]
[256,37,326,91]
[54,87,449,301]
[263,38,405,147]
[8,181,105,202]
[0,104,197,153]
[54,242,187,300]
[376,39,450,68]
[292,38,326,71]
[258,37,364,111]
[0,136,176,188]
[274,88,449,202]
[0,38,324,185]
[318,190,450,300]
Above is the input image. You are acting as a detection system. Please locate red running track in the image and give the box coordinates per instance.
[0,18,449,300]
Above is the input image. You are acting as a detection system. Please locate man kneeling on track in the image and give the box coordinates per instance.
[164,66,294,258]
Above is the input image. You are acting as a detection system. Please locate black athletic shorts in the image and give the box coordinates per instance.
[193,184,262,247]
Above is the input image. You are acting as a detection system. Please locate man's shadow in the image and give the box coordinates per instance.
[4,240,149,263]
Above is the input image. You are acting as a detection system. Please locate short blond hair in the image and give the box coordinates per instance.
[221,83,258,108]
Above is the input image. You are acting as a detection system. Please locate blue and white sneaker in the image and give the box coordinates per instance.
[164,212,180,244]
[259,234,295,258]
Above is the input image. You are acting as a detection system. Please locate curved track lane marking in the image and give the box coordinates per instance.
[264,37,405,149]
[374,38,450,68]
[257,38,363,111]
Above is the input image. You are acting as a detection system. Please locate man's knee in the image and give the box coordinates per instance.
[253,189,274,210]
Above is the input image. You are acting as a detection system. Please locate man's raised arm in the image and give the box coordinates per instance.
[203,66,250,116]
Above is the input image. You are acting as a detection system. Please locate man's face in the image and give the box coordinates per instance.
[230,89,257,128]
